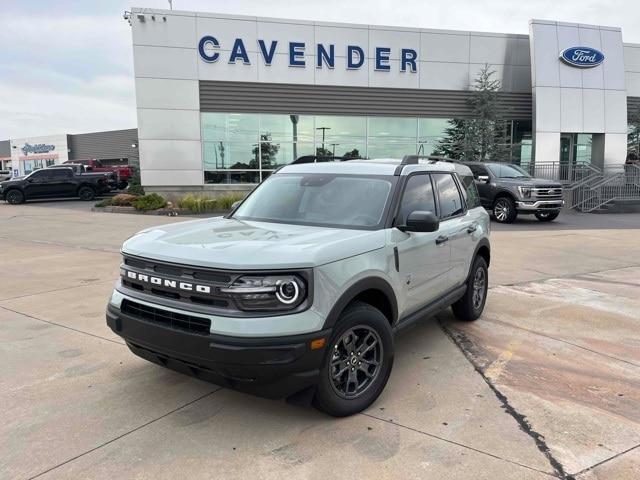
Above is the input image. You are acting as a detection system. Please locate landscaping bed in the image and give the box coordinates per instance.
[92,192,244,216]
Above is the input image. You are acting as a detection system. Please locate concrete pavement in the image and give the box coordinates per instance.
[1,203,639,479]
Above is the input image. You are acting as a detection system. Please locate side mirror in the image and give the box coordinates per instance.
[398,211,439,233]
[476,175,490,184]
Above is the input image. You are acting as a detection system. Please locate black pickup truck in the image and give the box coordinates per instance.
[0,167,110,204]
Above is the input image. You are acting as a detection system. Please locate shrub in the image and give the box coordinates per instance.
[177,194,219,213]
[132,193,167,211]
[127,169,144,196]
[111,193,138,206]
[217,193,245,210]
[94,198,113,208]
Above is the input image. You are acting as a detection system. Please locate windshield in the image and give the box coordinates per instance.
[233,173,394,229]
[486,163,531,179]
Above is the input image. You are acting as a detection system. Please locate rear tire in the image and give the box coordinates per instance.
[313,302,394,417]
[535,211,559,222]
[492,197,517,223]
[78,186,95,201]
[452,256,488,322]
[5,189,25,205]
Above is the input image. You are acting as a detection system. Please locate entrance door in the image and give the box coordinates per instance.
[559,134,575,181]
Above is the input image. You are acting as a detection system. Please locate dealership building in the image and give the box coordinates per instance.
[0,129,139,176]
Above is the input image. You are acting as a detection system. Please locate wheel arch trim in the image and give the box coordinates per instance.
[322,277,398,330]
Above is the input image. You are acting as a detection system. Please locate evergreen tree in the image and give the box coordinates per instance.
[628,106,640,157]
[433,64,513,162]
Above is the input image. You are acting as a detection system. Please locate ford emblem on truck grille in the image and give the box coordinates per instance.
[559,47,604,68]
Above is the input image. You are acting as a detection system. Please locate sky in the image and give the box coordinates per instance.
[1,0,638,139]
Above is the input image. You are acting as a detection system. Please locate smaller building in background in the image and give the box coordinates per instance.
[1,129,139,177]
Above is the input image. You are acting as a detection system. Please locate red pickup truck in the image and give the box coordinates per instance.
[64,159,133,189]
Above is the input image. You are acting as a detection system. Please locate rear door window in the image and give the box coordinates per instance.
[433,173,464,219]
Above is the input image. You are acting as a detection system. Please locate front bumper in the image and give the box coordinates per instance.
[516,199,564,211]
[106,304,331,399]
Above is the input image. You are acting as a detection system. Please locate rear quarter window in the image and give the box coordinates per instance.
[458,174,481,209]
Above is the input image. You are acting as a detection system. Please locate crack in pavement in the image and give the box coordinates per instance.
[0,279,115,303]
[570,443,640,478]
[438,320,573,480]
[0,304,125,346]
[26,388,223,480]
[360,412,558,477]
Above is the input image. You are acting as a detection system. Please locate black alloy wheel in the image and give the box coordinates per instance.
[329,325,383,400]
[5,189,24,205]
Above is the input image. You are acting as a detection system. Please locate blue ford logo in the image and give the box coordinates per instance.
[559,47,604,68]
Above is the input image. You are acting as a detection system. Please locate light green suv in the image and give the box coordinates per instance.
[106,156,491,416]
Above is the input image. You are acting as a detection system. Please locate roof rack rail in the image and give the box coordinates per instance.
[394,155,461,175]
[291,155,349,165]
[400,155,460,165]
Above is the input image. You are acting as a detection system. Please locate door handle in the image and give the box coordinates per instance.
[467,224,478,233]
[435,235,449,245]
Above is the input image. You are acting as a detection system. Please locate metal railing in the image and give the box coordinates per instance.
[569,164,640,212]
[528,162,640,212]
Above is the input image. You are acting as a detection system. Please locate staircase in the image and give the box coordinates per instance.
[528,162,640,213]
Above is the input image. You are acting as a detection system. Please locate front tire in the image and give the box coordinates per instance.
[452,256,488,322]
[313,302,394,417]
[5,189,25,205]
[535,211,559,222]
[78,186,96,201]
[493,197,517,223]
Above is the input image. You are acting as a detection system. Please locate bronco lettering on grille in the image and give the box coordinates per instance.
[124,270,212,294]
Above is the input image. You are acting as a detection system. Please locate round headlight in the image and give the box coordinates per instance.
[276,280,300,304]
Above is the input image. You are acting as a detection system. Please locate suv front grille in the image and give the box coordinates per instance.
[121,255,235,310]
[121,299,211,335]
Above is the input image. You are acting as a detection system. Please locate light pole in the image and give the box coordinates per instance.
[316,127,331,154]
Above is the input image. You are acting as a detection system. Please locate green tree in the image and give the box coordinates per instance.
[628,106,640,157]
[251,133,280,169]
[342,148,361,159]
[433,64,513,161]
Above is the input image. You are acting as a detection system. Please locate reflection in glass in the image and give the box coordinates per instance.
[203,142,259,170]
[260,114,314,142]
[367,143,417,159]
[368,117,417,142]
[418,118,450,143]
[205,170,260,184]
[201,112,226,141]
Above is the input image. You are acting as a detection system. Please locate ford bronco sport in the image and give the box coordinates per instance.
[106,156,491,416]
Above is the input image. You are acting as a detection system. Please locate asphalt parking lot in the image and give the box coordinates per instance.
[1,203,639,480]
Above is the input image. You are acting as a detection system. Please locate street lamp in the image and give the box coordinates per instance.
[316,126,331,153]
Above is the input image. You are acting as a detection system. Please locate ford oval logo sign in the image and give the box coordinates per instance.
[559,47,604,68]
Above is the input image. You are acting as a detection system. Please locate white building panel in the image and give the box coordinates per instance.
[368,28,420,60]
[138,109,201,141]
[419,61,469,90]
[604,90,629,133]
[135,79,199,110]
[420,33,469,64]
[196,16,259,53]
[582,88,605,132]
[139,139,202,171]
[142,169,204,186]
[132,13,196,49]
[133,45,198,79]
[560,88,583,132]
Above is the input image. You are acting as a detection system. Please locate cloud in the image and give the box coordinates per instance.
[1,0,639,139]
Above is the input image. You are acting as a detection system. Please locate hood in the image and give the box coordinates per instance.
[122,216,385,270]
[497,177,562,187]
[1,176,25,183]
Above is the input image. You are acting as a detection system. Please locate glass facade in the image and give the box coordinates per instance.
[202,113,533,184]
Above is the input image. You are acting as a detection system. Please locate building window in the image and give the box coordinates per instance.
[201,113,528,184]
